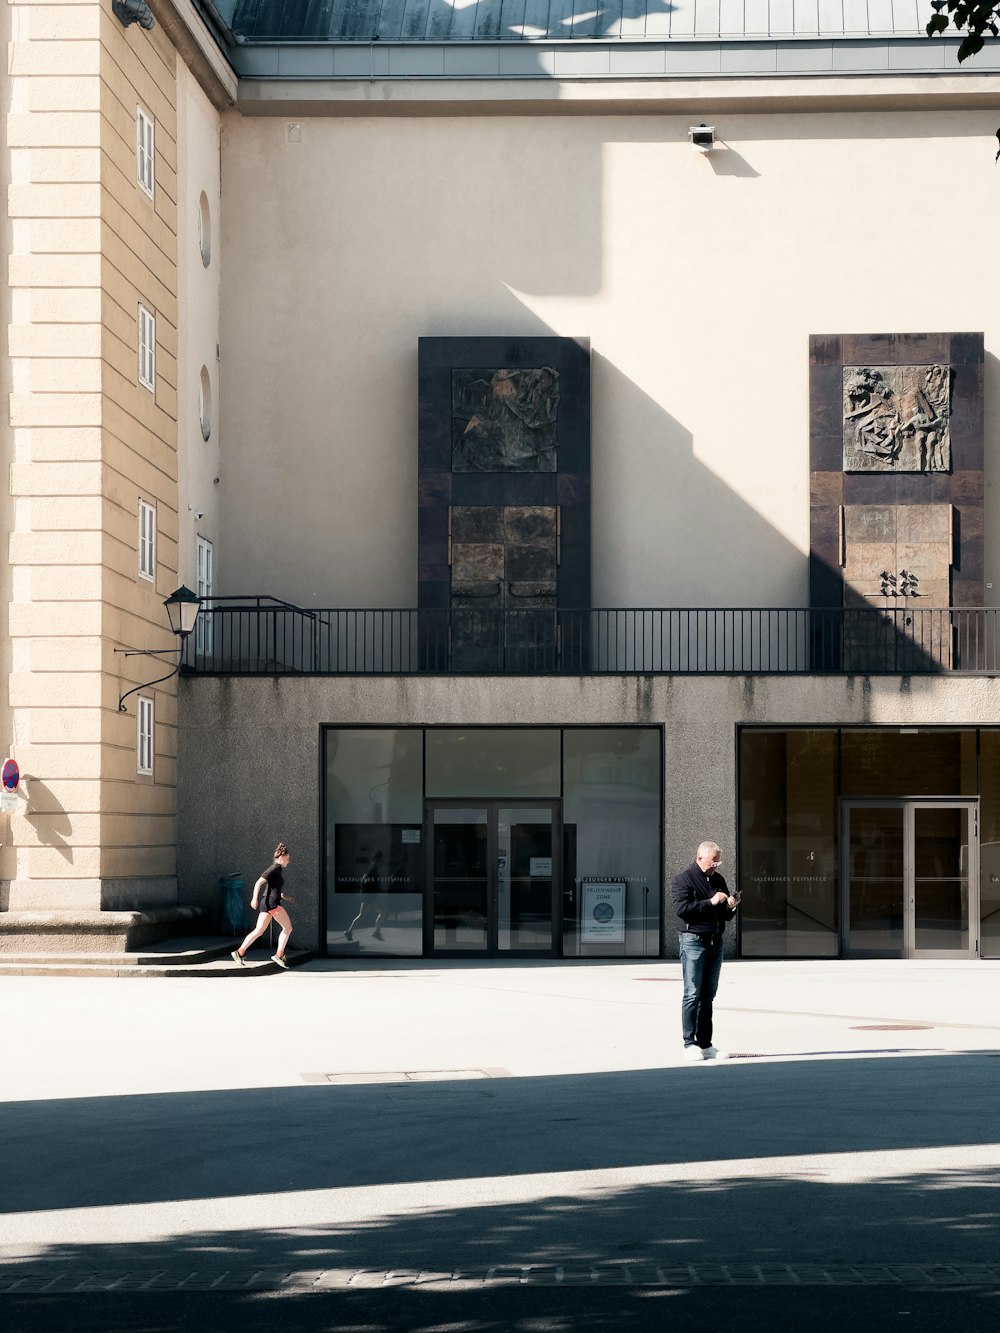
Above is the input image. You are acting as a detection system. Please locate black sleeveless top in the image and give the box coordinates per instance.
[261,862,284,912]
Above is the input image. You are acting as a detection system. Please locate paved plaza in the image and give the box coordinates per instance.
[2,958,1000,1329]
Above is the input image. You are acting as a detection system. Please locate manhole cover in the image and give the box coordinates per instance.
[849,1024,933,1031]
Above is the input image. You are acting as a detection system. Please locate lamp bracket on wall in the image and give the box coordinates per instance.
[116,648,184,713]
[116,585,201,713]
[113,0,155,29]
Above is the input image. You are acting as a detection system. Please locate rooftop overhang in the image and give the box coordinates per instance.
[151,1,1000,115]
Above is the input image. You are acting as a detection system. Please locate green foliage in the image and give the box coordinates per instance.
[926,0,999,60]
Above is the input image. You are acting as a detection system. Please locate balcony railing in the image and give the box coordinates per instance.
[182,601,1000,676]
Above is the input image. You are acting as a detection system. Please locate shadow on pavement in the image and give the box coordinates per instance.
[2,1052,1000,1275]
[4,1287,1000,1333]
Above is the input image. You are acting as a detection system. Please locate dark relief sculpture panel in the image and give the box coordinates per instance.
[810,332,984,670]
[419,338,591,671]
[843,365,951,472]
[452,368,560,472]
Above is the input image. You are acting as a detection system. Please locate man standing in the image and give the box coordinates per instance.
[672,840,740,1062]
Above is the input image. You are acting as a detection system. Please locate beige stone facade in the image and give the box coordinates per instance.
[3,0,231,914]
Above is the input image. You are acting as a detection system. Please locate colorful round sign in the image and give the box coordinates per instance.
[2,758,19,792]
[593,901,615,923]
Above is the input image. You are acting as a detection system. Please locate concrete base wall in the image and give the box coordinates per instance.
[0,906,204,953]
[177,673,1000,954]
[0,876,179,911]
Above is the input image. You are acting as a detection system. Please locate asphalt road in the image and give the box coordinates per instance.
[4,1287,1000,1333]
[3,960,1000,1330]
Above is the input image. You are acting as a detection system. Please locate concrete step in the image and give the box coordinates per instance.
[0,906,209,953]
[0,943,314,978]
[0,936,237,967]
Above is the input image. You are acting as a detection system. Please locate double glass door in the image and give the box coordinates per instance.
[842,799,978,957]
[427,801,559,955]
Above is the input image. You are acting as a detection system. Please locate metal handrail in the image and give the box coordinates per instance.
[181,605,1000,677]
[198,594,320,619]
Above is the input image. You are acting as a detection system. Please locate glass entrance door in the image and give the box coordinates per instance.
[842,800,978,957]
[427,801,559,955]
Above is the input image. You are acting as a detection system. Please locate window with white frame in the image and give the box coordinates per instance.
[137,304,155,391]
[196,535,214,656]
[138,498,156,581]
[136,106,154,198]
[137,696,153,776]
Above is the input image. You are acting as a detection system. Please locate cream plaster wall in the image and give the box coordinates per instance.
[175,61,221,597]
[219,108,1000,612]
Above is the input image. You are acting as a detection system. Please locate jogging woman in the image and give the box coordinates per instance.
[232,842,294,969]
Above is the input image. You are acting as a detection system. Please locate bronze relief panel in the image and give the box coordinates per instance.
[843,365,951,472]
[450,506,557,610]
[452,368,560,472]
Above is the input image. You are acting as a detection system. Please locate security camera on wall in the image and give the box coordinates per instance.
[689,125,717,152]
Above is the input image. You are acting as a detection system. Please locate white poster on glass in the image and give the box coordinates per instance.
[581,881,626,943]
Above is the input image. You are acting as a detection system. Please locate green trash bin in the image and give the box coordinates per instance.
[219,874,246,936]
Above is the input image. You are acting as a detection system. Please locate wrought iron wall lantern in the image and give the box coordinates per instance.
[117,585,201,713]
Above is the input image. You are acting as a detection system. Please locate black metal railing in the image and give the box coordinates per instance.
[182,602,1000,676]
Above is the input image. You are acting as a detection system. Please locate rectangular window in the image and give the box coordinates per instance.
[425,728,560,798]
[136,106,154,197]
[322,726,663,961]
[739,729,839,959]
[196,535,214,656]
[137,696,153,776]
[561,729,662,958]
[138,499,156,581]
[137,304,155,391]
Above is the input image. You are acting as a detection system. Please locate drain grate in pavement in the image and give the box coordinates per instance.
[849,1024,933,1031]
[4,1262,1000,1292]
[301,1068,507,1085]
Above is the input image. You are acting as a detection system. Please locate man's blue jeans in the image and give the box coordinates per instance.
[679,931,724,1049]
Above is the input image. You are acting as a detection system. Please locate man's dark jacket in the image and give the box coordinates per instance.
[672,862,737,936]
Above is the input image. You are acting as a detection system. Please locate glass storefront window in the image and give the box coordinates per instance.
[980,733,1000,959]
[740,730,838,957]
[740,728,981,959]
[562,729,661,956]
[840,729,976,797]
[324,726,661,958]
[325,729,424,955]
[426,729,560,798]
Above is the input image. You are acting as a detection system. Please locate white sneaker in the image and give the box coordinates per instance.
[702,1046,729,1061]
[682,1045,705,1062]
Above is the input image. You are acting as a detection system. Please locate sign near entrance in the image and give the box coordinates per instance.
[581,880,626,943]
[1,757,19,812]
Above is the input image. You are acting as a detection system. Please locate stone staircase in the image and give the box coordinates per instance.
[0,931,313,978]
